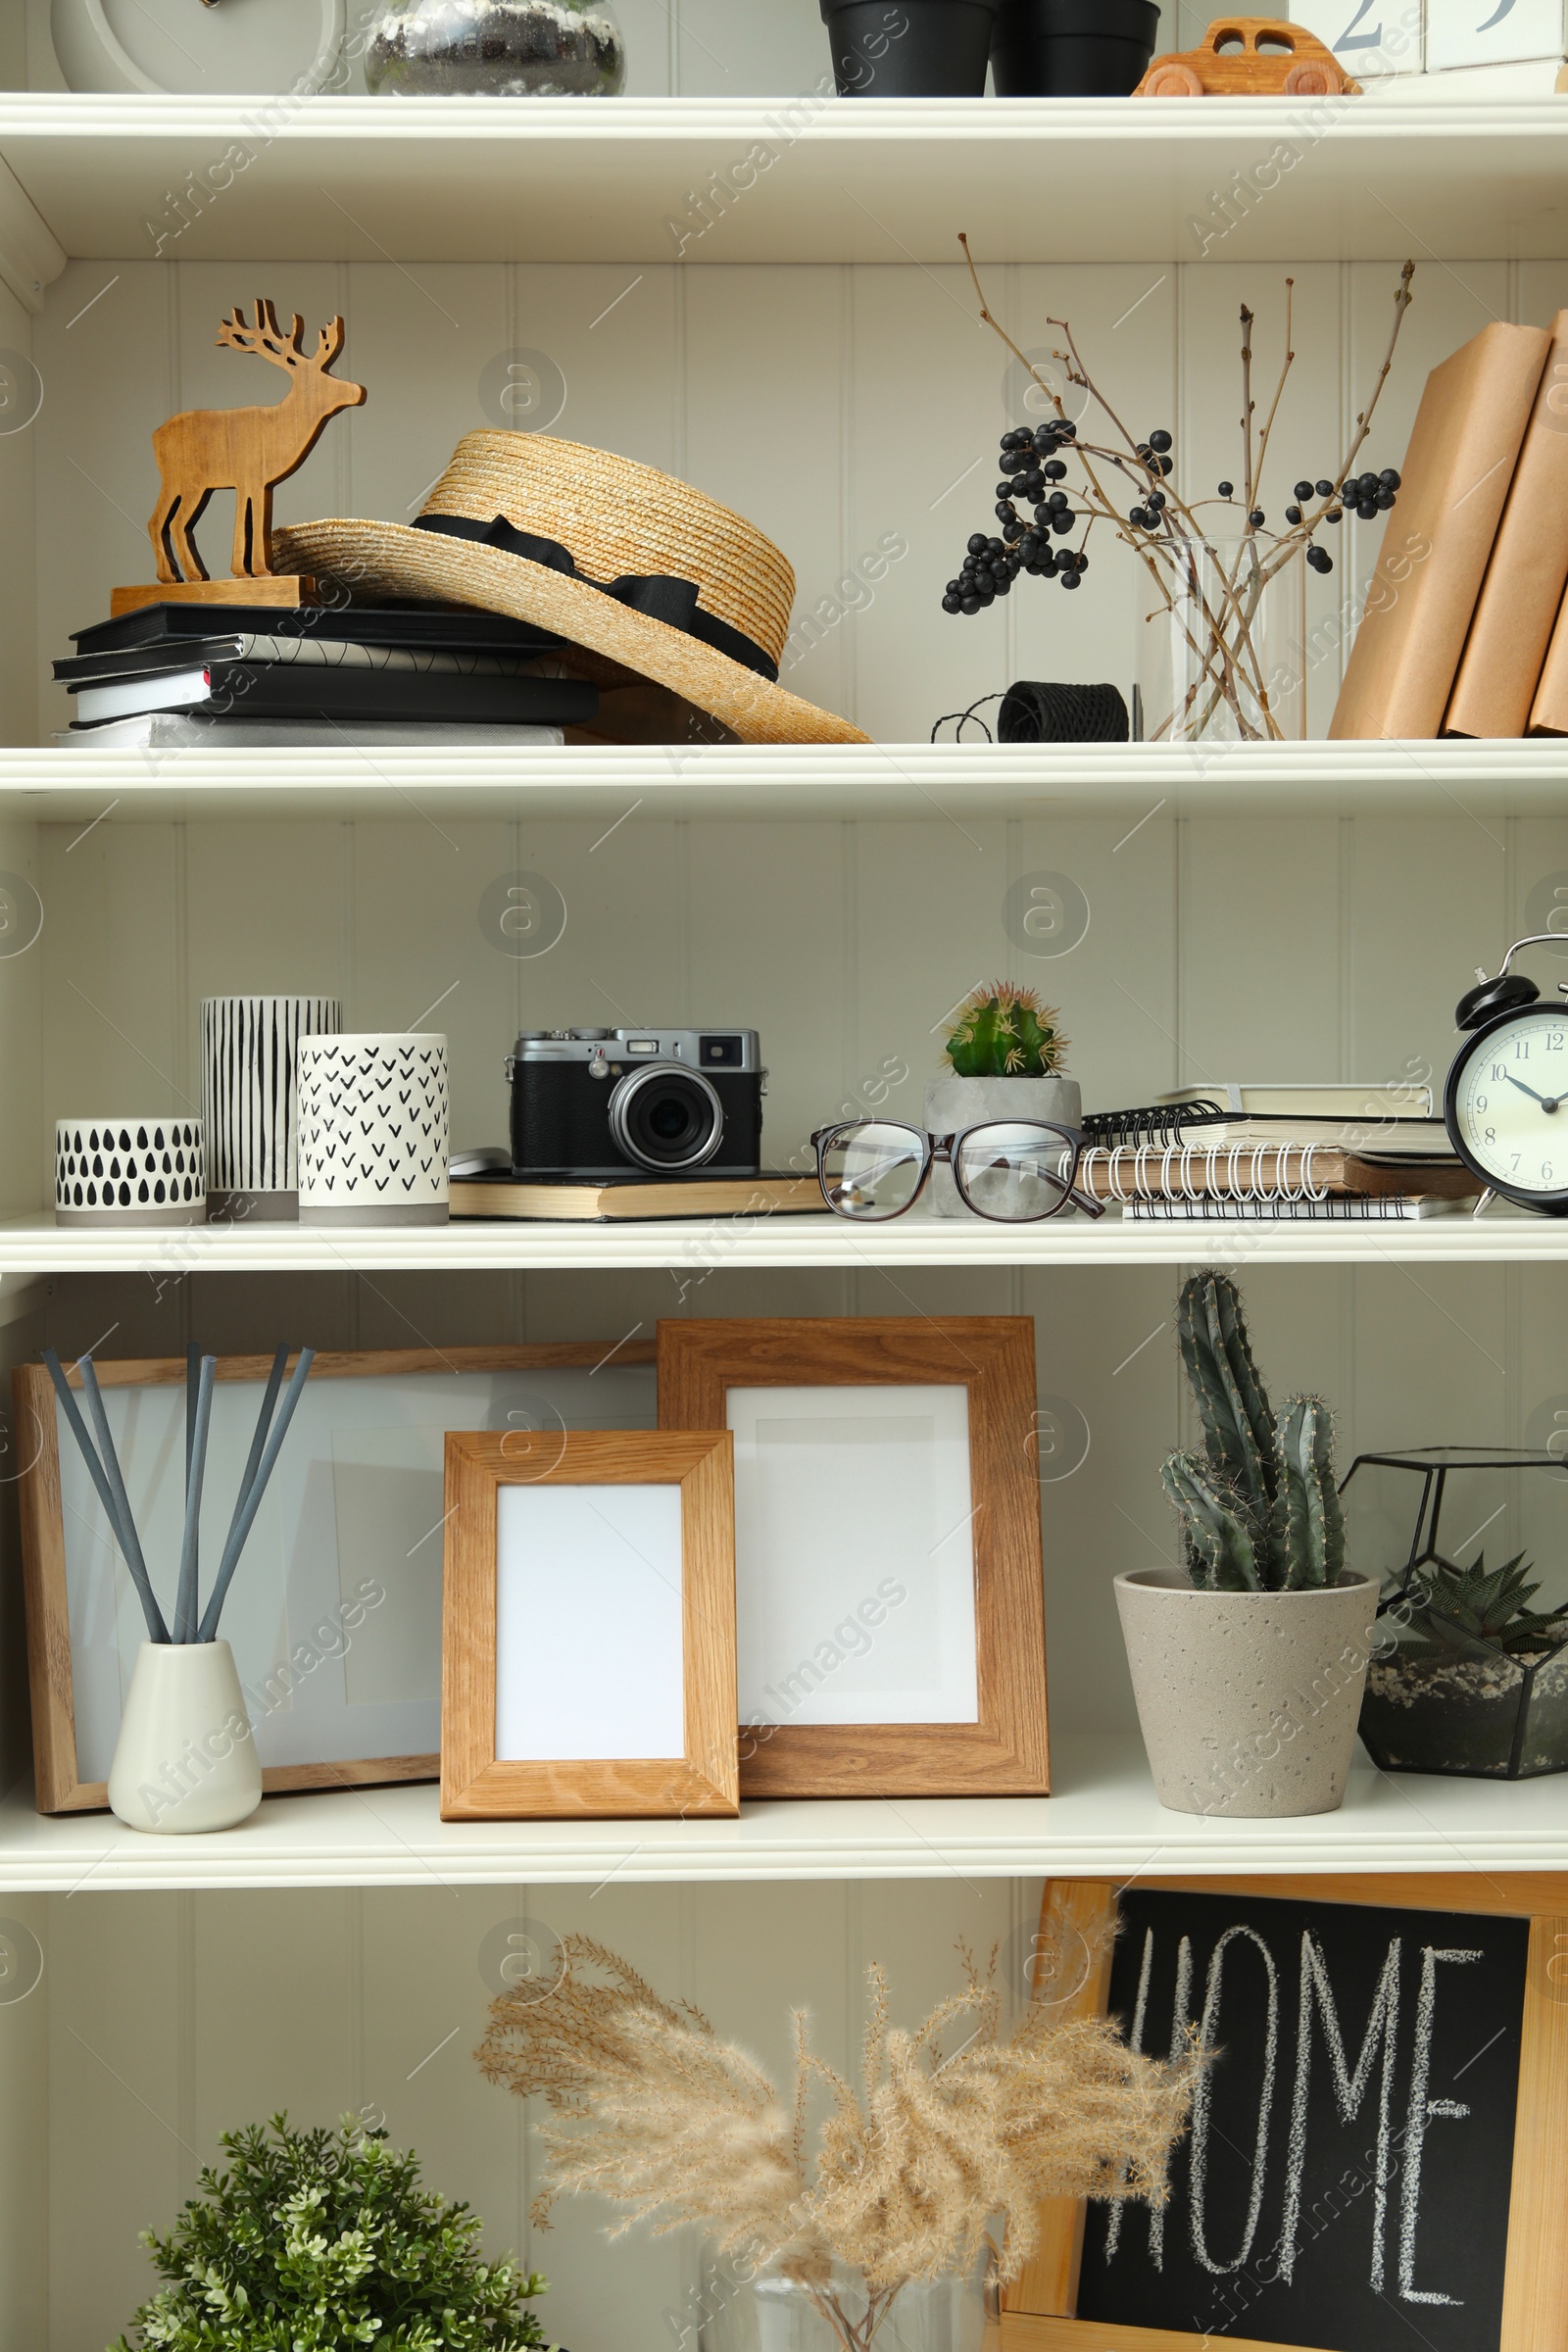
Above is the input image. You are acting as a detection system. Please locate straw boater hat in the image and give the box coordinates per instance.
[273,430,867,747]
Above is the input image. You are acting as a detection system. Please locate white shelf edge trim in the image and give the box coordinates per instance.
[1,1740,1562,1889]
[5,94,1568,141]
[0,1210,1562,1271]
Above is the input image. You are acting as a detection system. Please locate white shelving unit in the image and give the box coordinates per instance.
[3,61,1568,2352]
[5,738,1568,820]
[0,95,1566,281]
[0,1203,1553,1272]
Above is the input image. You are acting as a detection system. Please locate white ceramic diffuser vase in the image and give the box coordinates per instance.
[203,996,341,1223]
[297,1033,450,1225]
[107,1640,262,1834]
[55,1117,205,1226]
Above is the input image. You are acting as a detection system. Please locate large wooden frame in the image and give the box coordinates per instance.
[1004,1874,1568,2352]
[657,1316,1049,1798]
[14,1341,656,1813]
[440,1427,739,1821]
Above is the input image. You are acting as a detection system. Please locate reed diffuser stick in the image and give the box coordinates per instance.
[228,1345,288,1546]
[197,1348,316,1643]
[172,1354,216,1643]
[42,1349,171,1644]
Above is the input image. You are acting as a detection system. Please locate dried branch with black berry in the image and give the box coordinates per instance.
[945,242,1415,743]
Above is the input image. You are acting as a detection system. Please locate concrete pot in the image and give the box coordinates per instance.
[922,1071,1081,1218]
[1114,1568,1380,1818]
[107,1641,262,1834]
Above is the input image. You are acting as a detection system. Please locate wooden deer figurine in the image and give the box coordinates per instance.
[148,301,367,585]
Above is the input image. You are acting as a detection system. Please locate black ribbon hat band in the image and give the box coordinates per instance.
[412,512,779,682]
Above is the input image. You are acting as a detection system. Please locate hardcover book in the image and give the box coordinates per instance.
[1329,320,1551,740]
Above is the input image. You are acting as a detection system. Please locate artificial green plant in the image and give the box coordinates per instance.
[113,2115,554,2352]
[1400,1549,1568,1659]
[942,982,1067,1078]
[1160,1269,1346,1593]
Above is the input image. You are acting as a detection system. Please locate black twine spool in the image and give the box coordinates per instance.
[998,681,1129,744]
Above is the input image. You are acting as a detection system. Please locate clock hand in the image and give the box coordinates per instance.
[1503,1073,1562,1111]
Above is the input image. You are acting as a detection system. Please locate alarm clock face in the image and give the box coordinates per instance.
[1449,1008,1568,1204]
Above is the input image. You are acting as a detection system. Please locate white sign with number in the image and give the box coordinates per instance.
[1288,1,1426,76]
[1426,0,1566,71]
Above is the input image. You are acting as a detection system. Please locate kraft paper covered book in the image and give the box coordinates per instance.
[1446,311,1568,737]
[1330,320,1550,740]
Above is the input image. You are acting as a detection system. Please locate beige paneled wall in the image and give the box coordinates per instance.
[39,1877,1029,2352]
[27,254,1568,747]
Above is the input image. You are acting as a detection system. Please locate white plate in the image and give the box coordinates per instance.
[51,0,348,97]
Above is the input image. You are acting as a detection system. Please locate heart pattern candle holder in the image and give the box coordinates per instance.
[297,1033,450,1226]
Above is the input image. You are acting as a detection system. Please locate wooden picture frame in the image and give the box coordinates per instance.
[1004,1874,1568,2352]
[657,1316,1049,1798]
[440,1428,739,1821]
[15,1342,656,1813]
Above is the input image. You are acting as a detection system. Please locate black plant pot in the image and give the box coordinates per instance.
[820,0,1002,97]
[991,0,1158,95]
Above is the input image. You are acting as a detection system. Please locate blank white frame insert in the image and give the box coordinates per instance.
[726,1382,979,1727]
[494,1482,685,1760]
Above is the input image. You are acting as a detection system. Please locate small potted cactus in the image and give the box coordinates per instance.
[1115,1270,1380,1819]
[925,981,1077,1218]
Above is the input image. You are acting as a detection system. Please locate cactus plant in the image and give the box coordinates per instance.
[1162,1270,1347,1593]
[943,982,1067,1079]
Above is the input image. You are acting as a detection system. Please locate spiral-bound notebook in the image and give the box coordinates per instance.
[1080,1099,1474,1213]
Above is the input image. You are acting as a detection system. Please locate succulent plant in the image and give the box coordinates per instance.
[1161,1270,1346,1593]
[943,982,1067,1079]
[1401,1549,1568,1659]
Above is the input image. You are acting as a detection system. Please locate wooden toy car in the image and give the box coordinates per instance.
[1133,17,1361,97]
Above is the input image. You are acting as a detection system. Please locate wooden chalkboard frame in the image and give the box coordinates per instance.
[1002,1875,1568,2352]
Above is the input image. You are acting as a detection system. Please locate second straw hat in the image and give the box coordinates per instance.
[274,431,868,748]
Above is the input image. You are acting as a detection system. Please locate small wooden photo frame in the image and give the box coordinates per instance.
[657,1316,1049,1799]
[440,1429,739,1821]
[1004,1874,1568,2352]
[14,1342,656,1812]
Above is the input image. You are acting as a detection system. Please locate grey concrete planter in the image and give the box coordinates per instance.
[1115,1568,1381,1818]
[922,1071,1081,1219]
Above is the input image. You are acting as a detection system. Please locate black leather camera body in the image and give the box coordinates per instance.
[507,1027,765,1178]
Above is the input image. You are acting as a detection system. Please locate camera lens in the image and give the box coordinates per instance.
[608,1062,724,1172]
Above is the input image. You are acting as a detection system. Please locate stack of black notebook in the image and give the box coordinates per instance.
[54,601,598,746]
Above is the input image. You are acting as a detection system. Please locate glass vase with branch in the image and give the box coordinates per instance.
[946,241,1415,744]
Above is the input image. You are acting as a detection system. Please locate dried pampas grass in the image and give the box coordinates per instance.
[476,1933,1198,2341]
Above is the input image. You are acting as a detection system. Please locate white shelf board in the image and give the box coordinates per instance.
[3,95,1568,268]
[4,741,1568,823]
[0,1204,1561,1274]
[2,1737,1562,1890]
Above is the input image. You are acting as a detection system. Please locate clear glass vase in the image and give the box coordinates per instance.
[1133,527,1305,745]
[699,2259,990,2352]
[367,0,627,95]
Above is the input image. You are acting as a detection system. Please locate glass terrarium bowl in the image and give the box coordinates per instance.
[367,0,627,96]
[1344,1446,1568,1779]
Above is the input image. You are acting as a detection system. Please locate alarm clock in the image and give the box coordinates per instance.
[1446,934,1568,1214]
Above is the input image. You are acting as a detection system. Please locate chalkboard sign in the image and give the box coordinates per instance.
[1000,1878,1568,2352]
[1075,1888,1527,2352]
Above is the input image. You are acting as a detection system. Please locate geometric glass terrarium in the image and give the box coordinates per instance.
[1344,1446,1568,1780]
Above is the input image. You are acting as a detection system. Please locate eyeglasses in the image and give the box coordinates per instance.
[810,1120,1104,1224]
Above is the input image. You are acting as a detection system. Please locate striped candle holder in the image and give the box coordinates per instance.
[202,997,341,1224]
